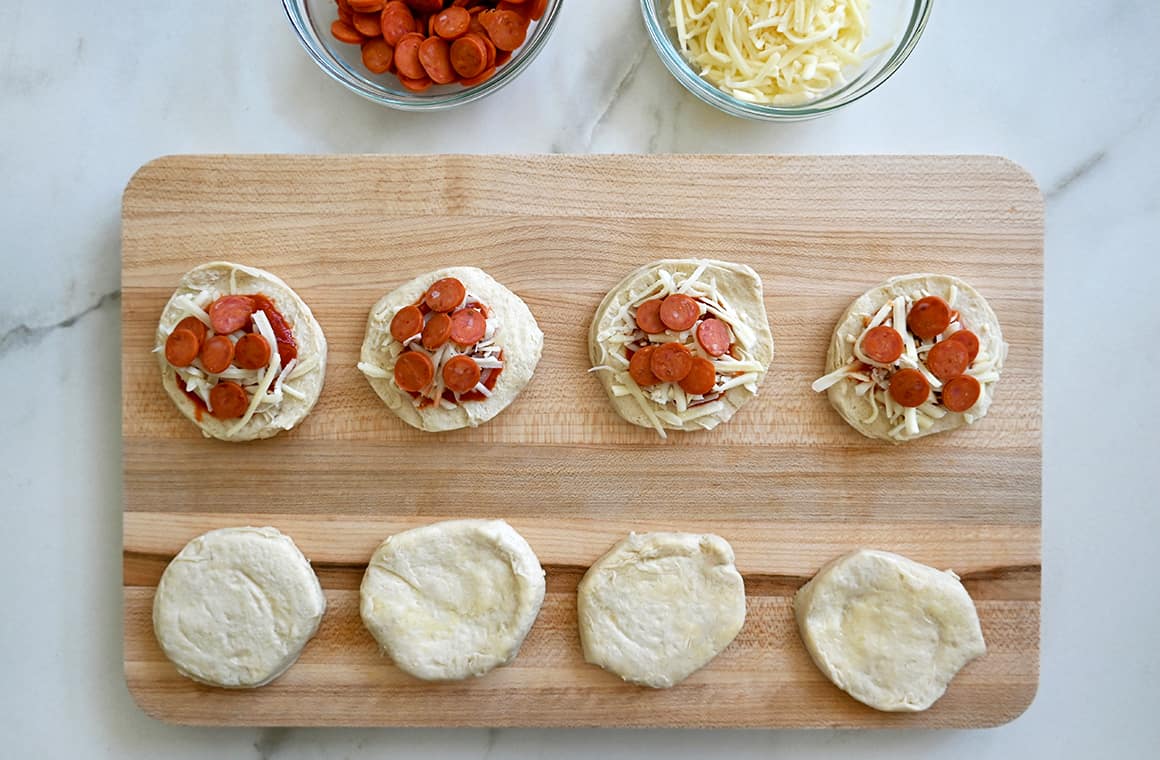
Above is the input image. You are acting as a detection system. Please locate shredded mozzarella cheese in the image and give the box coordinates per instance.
[669,0,871,105]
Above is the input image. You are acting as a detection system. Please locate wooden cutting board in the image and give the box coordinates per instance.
[122,154,1042,728]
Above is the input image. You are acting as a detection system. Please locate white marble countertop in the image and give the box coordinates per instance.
[3,0,1159,756]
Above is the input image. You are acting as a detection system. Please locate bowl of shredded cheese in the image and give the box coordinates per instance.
[642,0,932,120]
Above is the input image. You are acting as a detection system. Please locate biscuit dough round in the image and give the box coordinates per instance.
[156,261,327,442]
[822,273,1005,443]
[358,267,543,432]
[360,519,546,681]
[577,532,746,688]
[589,259,774,435]
[152,527,327,689]
[794,549,987,712]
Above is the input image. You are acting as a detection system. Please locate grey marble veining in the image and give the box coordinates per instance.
[3,0,1159,757]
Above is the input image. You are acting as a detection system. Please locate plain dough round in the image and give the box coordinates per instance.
[359,267,543,432]
[577,532,746,689]
[360,519,546,681]
[823,273,1005,443]
[588,258,774,433]
[156,261,328,442]
[794,549,987,712]
[152,527,327,689]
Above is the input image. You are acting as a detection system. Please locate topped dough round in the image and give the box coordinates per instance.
[360,519,546,681]
[812,273,1006,443]
[794,549,987,712]
[152,526,327,689]
[577,532,746,689]
[155,261,327,442]
[358,267,543,432]
[589,259,774,438]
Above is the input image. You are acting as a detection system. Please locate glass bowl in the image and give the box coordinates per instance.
[284,0,562,110]
[640,0,933,121]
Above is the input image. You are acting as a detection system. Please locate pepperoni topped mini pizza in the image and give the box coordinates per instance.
[589,259,774,437]
[155,262,327,442]
[812,273,1007,443]
[358,267,543,432]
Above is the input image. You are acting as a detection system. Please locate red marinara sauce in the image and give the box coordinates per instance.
[249,294,298,365]
[176,372,207,421]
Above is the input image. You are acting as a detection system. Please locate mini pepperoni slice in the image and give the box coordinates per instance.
[361,38,394,74]
[528,0,548,20]
[658,293,700,331]
[442,355,482,393]
[678,357,717,396]
[946,329,980,362]
[198,335,235,374]
[695,318,731,357]
[650,342,694,383]
[352,10,382,36]
[628,345,659,387]
[433,6,471,38]
[888,368,931,408]
[459,66,495,86]
[331,19,364,44]
[394,350,434,392]
[861,325,904,364]
[207,295,254,335]
[422,312,452,349]
[380,1,416,46]
[164,329,200,367]
[393,32,426,78]
[449,307,486,345]
[467,6,487,34]
[398,74,432,92]
[418,36,457,85]
[634,299,666,334]
[423,277,466,312]
[390,305,424,342]
[907,296,952,340]
[234,333,272,370]
[478,9,527,51]
[450,33,488,78]
[348,0,384,12]
[209,381,249,419]
[925,339,970,382]
[481,34,496,68]
[941,375,982,413]
[175,316,208,345]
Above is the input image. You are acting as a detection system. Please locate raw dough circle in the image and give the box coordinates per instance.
[360,519,546,681]
[822,273,1005,443]
[588,259,774,436]
[152,526,327,689]
[577,532,746,688]
[156,261,328,442]
[794,549,987,712]
[358,267,543,432]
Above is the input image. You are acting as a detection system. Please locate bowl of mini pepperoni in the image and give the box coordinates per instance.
[284,0,558,109]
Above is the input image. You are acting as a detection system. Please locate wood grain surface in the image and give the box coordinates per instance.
[121,154,1043,727]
